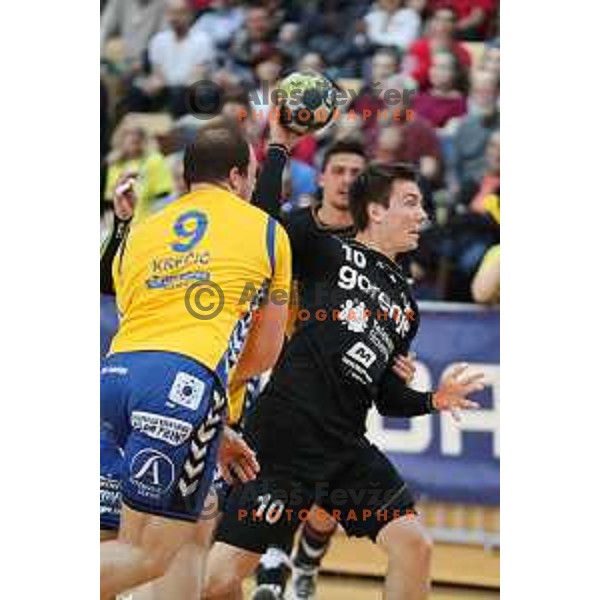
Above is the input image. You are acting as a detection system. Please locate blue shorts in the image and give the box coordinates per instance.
[100,351,226,530]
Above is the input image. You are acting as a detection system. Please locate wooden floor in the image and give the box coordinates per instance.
[242,530,500,599]
[243,574,499,599]
[321,532,500,589]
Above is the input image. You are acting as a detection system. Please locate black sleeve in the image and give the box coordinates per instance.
[251,143,289,220]
[375,369,437,418]
[100,213,131,295]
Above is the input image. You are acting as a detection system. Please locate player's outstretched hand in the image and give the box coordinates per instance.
[433,363,485,422]
[113,172,138,220]
[218,426,260,485]
[391,353,417,384]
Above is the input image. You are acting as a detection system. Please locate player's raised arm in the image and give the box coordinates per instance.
[230,220,293,387]
[100,173,137,295]
[251,112,302,220]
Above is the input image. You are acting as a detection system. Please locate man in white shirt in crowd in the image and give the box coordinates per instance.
[364,0,422,54]
[127,0,216,117]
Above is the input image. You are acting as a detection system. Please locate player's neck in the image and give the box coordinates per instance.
[354,230,397,261]
[317,202,353,229]
[189,181,233,195]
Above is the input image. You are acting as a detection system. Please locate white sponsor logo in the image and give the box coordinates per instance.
[346,341,377,368]
[130,449,175,498]
[100,476,121,514]
[100,366,128,376]
[131,412,193,446]
[339,299,369,333]
[337,264,412,337]
[168,371,205,410]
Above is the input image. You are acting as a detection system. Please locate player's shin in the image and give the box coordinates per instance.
[293,509,337,570]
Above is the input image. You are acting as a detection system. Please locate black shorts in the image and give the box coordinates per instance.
[214,442,415,554]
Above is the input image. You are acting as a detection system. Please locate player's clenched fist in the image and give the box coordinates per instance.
[113,171,138,220]
[433,363,485,422]
[218,426,260,485]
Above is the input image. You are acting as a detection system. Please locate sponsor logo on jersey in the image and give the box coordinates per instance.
[346,341,377,369]
[339,299,370,333]
[131,412,193,446]
[100,476,121,515]
[337,264,414,337]
[129,449,175,499]
[100,366,128,376]
[168,372,206,411]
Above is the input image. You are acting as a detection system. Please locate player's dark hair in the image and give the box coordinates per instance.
[349,162,418,231]
[322,138,367,172]
[183,117,250,187]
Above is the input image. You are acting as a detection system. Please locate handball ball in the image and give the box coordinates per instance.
[279,71,337,134]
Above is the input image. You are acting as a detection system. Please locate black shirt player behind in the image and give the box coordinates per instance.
[209,163,485,599]
[252,138,364,305]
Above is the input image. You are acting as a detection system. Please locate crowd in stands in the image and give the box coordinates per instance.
[101,0,500,303]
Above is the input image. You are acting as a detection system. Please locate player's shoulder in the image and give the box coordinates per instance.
[283,205,316,230]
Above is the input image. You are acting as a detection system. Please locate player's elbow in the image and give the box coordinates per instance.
[254,303,288,368]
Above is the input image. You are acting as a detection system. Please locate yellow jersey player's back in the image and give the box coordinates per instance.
[100,118,291,587]
[110,184,290,387]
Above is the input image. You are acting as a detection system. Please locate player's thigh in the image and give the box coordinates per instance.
[118,502,199,568]
[325,443,416,541]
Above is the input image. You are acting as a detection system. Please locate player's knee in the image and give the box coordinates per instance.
[381,520,433,566]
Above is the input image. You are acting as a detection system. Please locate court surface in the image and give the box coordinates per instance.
[243,575,499,599]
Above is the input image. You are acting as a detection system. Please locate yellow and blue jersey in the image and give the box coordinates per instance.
[110,184,292,390]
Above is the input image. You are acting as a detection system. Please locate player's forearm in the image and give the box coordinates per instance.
[375,370,437,417]
[230,303,288,387]
[100,213,131,295]
[252,144,290,219]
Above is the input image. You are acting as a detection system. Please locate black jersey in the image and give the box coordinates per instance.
[282,204,354,308]
[249,232,420,475]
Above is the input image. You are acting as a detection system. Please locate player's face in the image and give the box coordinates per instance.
[320,153,366,211]
[379,180,427,252]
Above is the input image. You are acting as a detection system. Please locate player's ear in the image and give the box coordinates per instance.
[367,202,386,226]
[317,171,326,189]
[228,166,243,194]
